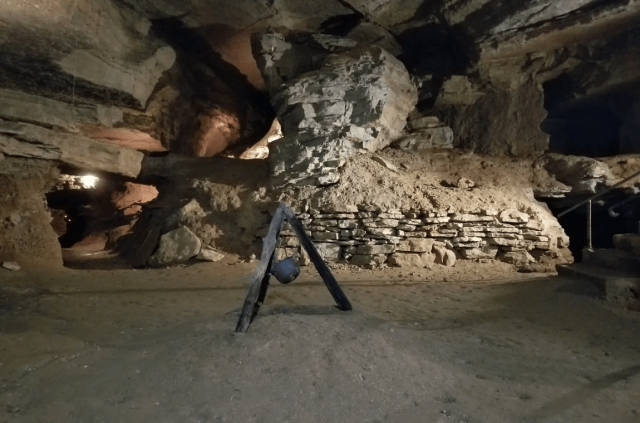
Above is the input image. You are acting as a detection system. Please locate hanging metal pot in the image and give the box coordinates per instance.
[271,256,301,284]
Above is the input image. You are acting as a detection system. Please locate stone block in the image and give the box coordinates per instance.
[356,244,396,255]
[460,246,499,260]
[522,220,544,231]
[433,246,456,267]
[453,237,483,243]
[392,127,454,150]
[148,227,201,267]
[350,254,388,266]
[367,228,395,237]
[500,250,535,266]
[424,217,450,224]
[409,116,440,130]
[314,243,342,262]
[487,238,522,247]
[313,232,339,241]
[499,210,530,224]
[451,214,494,223]
[429,229,458,237]
[338,220,360,229]
[397,238,439,253]
[388,252,435,268]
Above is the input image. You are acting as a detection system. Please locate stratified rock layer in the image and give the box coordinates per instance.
[253,33,417,187]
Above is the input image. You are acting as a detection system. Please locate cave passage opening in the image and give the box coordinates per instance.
[543,189,640,261]
[541,74,640,157]
[45,173,159,266]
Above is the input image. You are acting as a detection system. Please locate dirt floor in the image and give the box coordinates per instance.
[1,257,640,423]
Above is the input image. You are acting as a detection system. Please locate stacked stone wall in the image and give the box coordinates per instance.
[267,206,567,268]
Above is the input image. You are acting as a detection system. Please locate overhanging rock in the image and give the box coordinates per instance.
[253,33,417,187]
[0,119,143,178]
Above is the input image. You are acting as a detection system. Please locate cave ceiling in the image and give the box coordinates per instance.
[115,0,640,89]
[1,0,640,165]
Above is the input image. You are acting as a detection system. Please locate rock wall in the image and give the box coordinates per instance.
[435,81,549,156]
[274,206,568,270]
[0,1,275,174]
[0,158,62,265]
[253,33,417,187]
[263,150,574,270]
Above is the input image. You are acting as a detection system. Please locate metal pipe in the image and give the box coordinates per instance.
[587,199,592,249]
[607,194,640,218]
[557,169,640,218]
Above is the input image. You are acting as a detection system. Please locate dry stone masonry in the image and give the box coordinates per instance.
[270,205,567,269]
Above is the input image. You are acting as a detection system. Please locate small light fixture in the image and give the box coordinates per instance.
[81,175,98,188]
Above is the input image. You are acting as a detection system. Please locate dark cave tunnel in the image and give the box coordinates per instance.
[545,192,640,261]
[541,73,640,158]
[540,74,640,261]
[46,189,92,249]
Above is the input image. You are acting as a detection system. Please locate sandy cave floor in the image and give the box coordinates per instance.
[1,259,640,423]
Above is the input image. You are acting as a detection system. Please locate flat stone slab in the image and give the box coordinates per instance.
[557,263,640,311]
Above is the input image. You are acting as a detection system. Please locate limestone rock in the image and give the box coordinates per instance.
[499,210,530,224]
[371,155,398,173]
[0,0,175,109]
[388,252,435,268]
[436,76,485,106]
[461,246,499,260]
[542,154,613,194]
[451,213,494,223]
[197,247,225,262]
[392,127,454,151]
[254,32,417,187]
[0,159,62,264]
[0,89,123,130]
[397,238,439,253]
[500,251,535,266]
[299,249,312,266]
[1,261,21,271]
[456,178,475,190]
[0,119,143,178]
[409,116,441,131]
[433,246,457,267]
[314,243,342,262]
[441,82,548,157]
[148,227,202,267]
[356,244,396,255]
[350,254,388,266]
[345,22,403,56]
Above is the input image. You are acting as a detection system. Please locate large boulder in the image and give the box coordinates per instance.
[542,154,613,194]
[148,226,202,267]
[253,32,417,187]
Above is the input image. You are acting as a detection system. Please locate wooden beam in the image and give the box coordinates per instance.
[235,203,352,333]
[235,206,284,333]
[282,206,352,311]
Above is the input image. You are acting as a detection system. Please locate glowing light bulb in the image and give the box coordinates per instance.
[81,175,98,188]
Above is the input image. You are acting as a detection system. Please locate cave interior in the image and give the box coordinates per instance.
[1,1,640,422]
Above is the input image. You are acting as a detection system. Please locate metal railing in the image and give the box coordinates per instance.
[557,169,640,249]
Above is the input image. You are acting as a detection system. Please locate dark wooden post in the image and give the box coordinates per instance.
[235,206,284,333]
[282,207,352,311]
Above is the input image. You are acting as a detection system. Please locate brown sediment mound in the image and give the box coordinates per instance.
[286,149,569,213]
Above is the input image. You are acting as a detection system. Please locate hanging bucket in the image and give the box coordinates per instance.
[271,256,301,284]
